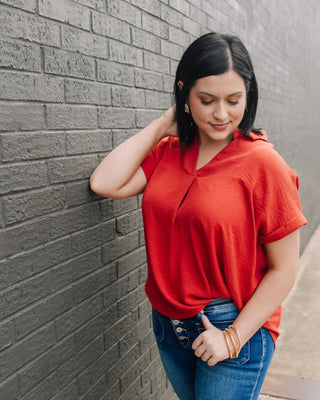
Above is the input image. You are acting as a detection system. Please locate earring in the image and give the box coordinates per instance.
[184,104,190,113]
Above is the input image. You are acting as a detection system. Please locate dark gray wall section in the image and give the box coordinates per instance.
[0,1,319,399]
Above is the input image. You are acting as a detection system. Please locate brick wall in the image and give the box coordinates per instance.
[0,1,319,400]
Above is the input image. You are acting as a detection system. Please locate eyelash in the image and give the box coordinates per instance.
[200,100,240,105]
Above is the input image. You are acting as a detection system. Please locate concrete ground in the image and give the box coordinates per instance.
[259,224,320,400]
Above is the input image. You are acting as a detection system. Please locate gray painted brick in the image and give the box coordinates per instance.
[107,0,142,28]
[97,60,134,86]
[135,68,163,90]
[109,40,144,67]
[136,109,163,128]
[39,0,91,30]
[19,373,57,400]
[144,52,170,74]
[6,236,73,284]
[13,287,73,339]
[161,39,184,60]
[92,12,131,43]
[169,0,190,16]
[47,155,97,184]
[0,320,13,352]
[104,269,140,308]
[0,71,64,102]
[46,105,98,130]
[65,180,97,208]
[50,381,79,400]
[0,103,45,132]
[145,90,172,109]
[80,374,107,400]
[0,0,37,12]
[160,3,184,29]
[44,48,95,80]
[75,0,106,11]
[0,8,60,47]
[65,80,111,106]
[73,263,117,303]
[66,130,112,154]
[0,217,50,259]
[0,375,20,400]
[19,334,76,396]
[48,203,100,240]
[131,0,161,17]
[98,107,136,129]
[62,25,109,59]
[0,323,56,381]
[3,187,66,225]
[100,198,114,221]
[111,86,146,108]
[70,221,115,256]
[112,129,138,147]
[6,271,54,316]
[142,13,169,39]
[55,293,104,340]
[1,131,65,162]
[107,343,140,388]
[103,307,139,350]
[56,335,104,389]
[0,261,9,291]
[120,350,150,391]
[117,247,146,278]
[116,209,143,234]
[51,262,73,292]
[114,197,138,217]
[102,231,140,264]
[131,27,161,52]
[77,343,118,394]
[0,39,41,72]
[75,305,118,351]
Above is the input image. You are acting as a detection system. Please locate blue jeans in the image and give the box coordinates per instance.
[152,299,274,400]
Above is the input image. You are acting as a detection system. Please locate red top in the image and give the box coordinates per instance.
[141,130,307,342]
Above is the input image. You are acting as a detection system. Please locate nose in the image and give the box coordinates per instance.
[213,102,228,121]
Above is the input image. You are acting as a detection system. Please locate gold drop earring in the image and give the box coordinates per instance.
[184,104,190,113]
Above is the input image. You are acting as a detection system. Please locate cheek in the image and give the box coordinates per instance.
[190,103,209,121]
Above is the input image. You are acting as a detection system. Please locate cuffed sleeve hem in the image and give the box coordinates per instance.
[259,213,307,244]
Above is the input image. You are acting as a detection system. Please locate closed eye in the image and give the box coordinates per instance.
[201,99,213,105]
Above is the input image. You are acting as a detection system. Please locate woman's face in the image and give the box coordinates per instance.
[187,70,247,147]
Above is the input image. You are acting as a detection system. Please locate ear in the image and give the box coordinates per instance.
[177,80,184,90]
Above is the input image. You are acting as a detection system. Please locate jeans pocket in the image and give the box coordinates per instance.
[152,308,165,343]
[208,319,250,365]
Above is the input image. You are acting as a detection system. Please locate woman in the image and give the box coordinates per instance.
[90,33,307,400]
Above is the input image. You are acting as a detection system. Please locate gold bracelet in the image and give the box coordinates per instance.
[223,330,234,359]
[228,325,241,356]
[225,328,238,358]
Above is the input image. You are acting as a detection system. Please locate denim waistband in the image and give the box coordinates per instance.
[197,298,236,318]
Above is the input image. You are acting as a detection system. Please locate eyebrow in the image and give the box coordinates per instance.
[197,91,244,97]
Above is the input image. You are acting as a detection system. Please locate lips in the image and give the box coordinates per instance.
[210,123,229,130]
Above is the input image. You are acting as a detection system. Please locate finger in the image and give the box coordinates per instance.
[202,314,213,330]
[194,343,206,357]
[192,333,203,350]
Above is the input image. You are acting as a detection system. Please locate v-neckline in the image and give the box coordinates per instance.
[194,133,236,172]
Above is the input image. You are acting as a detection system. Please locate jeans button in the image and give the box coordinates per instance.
[173,320,180,325]
[176,327,183,333]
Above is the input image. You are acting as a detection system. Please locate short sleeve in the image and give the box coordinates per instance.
[253,147,307,243]
[141,137,170,181]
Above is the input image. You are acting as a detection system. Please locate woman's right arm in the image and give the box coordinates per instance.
[89,107,177,199]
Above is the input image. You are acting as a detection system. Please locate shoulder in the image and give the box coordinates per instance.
[239,131,289,170]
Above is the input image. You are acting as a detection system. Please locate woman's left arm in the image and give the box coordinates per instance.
[231,228,300,345]
[192,229,300,365]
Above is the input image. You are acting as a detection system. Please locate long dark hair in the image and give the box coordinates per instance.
[174,32,261,145]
